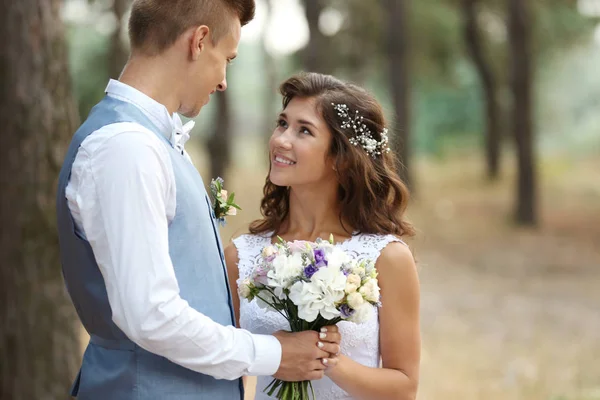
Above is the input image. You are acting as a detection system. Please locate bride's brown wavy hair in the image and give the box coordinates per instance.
[249,72,414,238]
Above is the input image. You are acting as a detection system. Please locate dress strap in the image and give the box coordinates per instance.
[232,233,271,281]
[340,233,407,265]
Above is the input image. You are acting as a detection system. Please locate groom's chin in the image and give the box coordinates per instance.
[180,107,202,119]
[185,98,212,118]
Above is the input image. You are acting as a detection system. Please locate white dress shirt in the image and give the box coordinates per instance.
[65,79,282,380]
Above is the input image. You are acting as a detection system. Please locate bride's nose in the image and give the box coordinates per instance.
[272,130,293,150]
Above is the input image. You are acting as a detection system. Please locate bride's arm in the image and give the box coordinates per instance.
[224,243,249,390]
[224,243,242,328]
[325,242,421,400]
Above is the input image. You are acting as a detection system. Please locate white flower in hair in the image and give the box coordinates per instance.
[332,103,391,157]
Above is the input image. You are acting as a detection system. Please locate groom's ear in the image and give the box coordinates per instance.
[190,25,210,61]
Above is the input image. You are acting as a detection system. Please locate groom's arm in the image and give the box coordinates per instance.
[74,124,282,380]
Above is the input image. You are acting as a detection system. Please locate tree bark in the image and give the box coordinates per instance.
[208,91,232,181]
[261,0,279,156]
[301,0,329,73]
[385,0,413,189]
[0,1,81,399]
[109,0,130,79]
[508,0,537,225]
[462,0,501,180]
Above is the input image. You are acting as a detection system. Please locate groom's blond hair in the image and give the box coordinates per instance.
[128,0,255,56]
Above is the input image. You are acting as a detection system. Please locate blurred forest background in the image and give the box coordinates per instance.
[1,0,599,399]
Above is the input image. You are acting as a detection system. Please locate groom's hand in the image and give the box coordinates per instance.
[272,326,341,382]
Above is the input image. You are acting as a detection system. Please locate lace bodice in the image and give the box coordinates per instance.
[233,233,404,400]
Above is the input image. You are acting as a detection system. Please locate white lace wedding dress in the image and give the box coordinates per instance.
[233,232,404,400]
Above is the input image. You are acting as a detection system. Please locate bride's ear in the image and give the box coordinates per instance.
[190,25,210,61]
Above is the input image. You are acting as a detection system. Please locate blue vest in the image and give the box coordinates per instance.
[56,96,242,399]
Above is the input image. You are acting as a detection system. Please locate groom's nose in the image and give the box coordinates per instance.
[217,78,227,92]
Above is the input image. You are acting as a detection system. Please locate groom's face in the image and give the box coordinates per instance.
[180,18,241,117]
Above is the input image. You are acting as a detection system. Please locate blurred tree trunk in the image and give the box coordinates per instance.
[384,0,413,189]
[109,0,130,79]
[261,0,278,155]
[508,0,537,225]
[0,0,81,399]
[301,0,329,73]
[462,0,501,180]
[208,91,231,180]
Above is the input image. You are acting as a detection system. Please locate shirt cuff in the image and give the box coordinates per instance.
[247,334,282,376]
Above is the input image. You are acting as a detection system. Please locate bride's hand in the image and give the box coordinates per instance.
[318,326,342,370]
[322,355,340,373]
[318,326,341,348]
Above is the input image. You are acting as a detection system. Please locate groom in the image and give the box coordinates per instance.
[55,1,340,399]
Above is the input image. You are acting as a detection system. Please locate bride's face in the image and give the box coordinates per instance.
[269,96,336,187]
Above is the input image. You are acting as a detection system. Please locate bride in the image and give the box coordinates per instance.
[225,72,421,400]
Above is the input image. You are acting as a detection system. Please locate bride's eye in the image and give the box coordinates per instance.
[300,126,313,136]
[276,119,288,128]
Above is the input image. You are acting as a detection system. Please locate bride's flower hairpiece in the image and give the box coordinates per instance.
[332,103,391,158]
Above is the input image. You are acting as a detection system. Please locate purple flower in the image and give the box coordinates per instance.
[314,249,328,268]
[304,264,318,279]
[340,304,355,318]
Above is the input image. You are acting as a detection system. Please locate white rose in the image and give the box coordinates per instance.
[347,274,361,286]
[352,265,366,277]
[345,283,358,294]
[220,189,228,199]
[346,292,364,309]
[238,279,251,299]
[359,279,381,303]
[349,303,374,324]
[261,245,276,258]
[226,206,237,216]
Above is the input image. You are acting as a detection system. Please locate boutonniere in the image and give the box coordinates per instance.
[210,177,241,226]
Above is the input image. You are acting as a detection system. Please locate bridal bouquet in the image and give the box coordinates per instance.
[238,235,381,400]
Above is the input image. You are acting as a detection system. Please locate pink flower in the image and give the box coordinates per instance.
[252,265,270,286]
[288,240,312,253]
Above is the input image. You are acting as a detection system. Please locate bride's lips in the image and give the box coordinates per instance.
[272,154,296,167]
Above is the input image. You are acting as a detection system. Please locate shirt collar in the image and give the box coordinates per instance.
[104,79,182,142]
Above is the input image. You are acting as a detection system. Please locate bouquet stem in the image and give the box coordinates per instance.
[264,379,315,400]
[263,316,341,399]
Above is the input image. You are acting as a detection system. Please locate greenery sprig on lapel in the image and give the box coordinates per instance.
[209,177,241,226]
